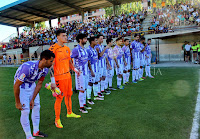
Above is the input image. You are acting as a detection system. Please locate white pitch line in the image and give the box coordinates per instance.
[190,70,200,139]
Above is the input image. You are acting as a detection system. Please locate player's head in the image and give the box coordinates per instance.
[97,34,104,44]
[124,39,129,46]
[89,36,98,46]
[56,29,67,43]
[147,39,151,45]
[116,37,123,46]
[134,34,140,41]
[76,33,87,45]
[40,50,55,68]
[106,38,113,46]
[140,37,145,43]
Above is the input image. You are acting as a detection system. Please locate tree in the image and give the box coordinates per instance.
[105,1,143,17]
[35,22,46,29]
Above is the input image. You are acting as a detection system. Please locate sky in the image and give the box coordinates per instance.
[0,0,58,42]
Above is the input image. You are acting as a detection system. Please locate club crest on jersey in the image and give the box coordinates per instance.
[19,73,26,81]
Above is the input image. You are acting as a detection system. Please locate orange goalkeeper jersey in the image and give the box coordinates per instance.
[49,43,71,80]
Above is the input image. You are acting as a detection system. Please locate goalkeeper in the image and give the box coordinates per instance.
[49,29,81,129]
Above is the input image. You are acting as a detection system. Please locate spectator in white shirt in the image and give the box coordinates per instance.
[185,42,192,62]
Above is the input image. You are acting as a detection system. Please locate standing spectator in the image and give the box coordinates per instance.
[153,2,156,13]
[34,51,38,60]
[13,54,16,65]
[192,42,198,63]
[8,56,12,64]
[182,41,187,61]
[3,54,6,64]
[185,42,192,62]
[20,53,24,63]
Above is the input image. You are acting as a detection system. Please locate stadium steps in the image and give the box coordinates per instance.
[141,14,154,31]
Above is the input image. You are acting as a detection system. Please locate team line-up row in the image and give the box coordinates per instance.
[13,29,155,138]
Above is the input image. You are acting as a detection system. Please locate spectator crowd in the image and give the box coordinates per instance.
[148,2,200,34]
[2,10,146,51]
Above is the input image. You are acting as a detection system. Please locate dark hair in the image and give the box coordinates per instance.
[76,33,87,43]
[55,29,66,37]
[89,36,97,44]
[116,37,123,42]
[106,38,113,44]
[140,37,145,41]
[134,33,140,37]
[40,50,55,60]
[124,38,129,42]
[148,38,151,41]
[96,34,103,39]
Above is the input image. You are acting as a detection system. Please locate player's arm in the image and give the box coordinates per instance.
[69,60,80,76]
[106,57,111,70]
[99,45,110,57]
[14,79,24,110]
[114,57,120,68]
[130,47,133,63]
[141,44,147,52]
[88,60,95,77]
[30,79,44,109]
[122,53,127,66]
[49,65,56,91]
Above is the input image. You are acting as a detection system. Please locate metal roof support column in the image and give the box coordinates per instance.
[16,27,19,38]
[81,10,84,23]
[49,19,52,28]
[113,4,116,16]
[58,17,61,27]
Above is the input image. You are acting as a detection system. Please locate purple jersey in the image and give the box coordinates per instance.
[113,45,124,64]
[122,45,131,58]
[71,44,89,75]
[107,48,114,68]
[131,41,141,59]
[145,44,151,57]
[87,45,99,73]
[14,61,48,88]
[95,44,107,68]
[122,45,131,65]
[138,42,145,59]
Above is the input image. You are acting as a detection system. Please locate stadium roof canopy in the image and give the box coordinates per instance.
[0,0,137,27]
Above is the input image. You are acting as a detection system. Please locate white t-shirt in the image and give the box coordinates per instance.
[193,12,198,17]
[181,5,187,11]
[196,18,200,23]
[189,8,194,12]
[3,55,6,60]
[185,44,191,51]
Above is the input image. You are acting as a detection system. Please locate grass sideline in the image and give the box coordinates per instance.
[0,67,199,139]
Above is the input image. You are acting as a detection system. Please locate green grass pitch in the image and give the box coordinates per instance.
[0,67,199,139]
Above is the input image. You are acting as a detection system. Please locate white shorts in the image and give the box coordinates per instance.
[99,67,107,77]
[75,73,88,91]
[133,58,140,69]
[88,72,100,83]
[19,83,40,110]
[116,64,124,75]
[124,57,131,71]
[146,58,151,66]
[140,59,146,67]
[107,68,114,77]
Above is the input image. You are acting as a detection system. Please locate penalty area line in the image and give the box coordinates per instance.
[190,70,200,139]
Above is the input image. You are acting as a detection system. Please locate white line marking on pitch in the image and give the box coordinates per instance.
[190,70,200,139]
